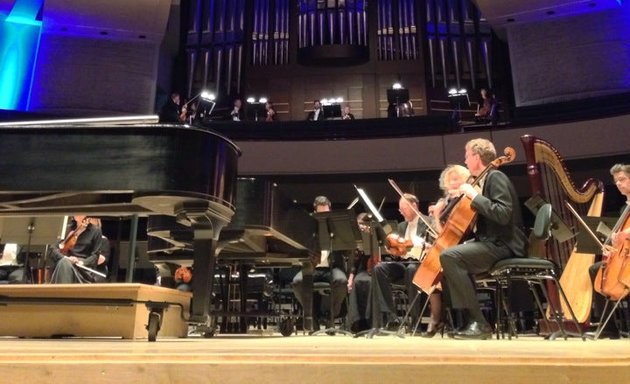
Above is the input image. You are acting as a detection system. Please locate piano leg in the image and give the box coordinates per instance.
[176,202,231,329]
[300,262,314,332]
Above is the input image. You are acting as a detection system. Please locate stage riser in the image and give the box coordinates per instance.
[0,363,628,384]
[0,283,191,339]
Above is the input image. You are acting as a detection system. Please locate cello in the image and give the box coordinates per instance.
[594,205,630,301]
[411,147,516,293]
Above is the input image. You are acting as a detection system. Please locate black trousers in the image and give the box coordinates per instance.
[347,271,371,326]
[440,241,511,319]
[292,267,347,320]
[368,261,419,328]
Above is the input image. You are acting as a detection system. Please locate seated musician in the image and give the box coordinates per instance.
[292,196,348,330]
[230,98,245,122]
[588,163,630,337]
[440,138,527,339]
[368,193,433,330]
[306,100,324,121]
[159,92,187,123]
[347,213,373,333]
[474,88,497,123]
[341,105,355,120]
[49,216,108,284]
[265,101,277,122]
[423,164,471,336]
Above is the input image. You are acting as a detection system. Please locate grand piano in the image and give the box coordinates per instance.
[0,119,241,330]
[146,177,320,333]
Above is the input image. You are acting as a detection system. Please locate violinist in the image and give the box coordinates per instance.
[369,193,433,329]
[49,215,105,284]
[422,164,471,337]
[440,138,527,339]
[346,213,373,333]
[588,163,630,338]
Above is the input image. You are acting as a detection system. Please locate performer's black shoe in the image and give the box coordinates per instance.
[453,320,492,340]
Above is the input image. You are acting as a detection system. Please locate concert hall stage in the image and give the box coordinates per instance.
[0,334,627,383]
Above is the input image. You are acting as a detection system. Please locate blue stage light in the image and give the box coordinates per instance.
[0,0,44,111]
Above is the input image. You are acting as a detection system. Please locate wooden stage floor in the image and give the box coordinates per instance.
[0,334,628,384]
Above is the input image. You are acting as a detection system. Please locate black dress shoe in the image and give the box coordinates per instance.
[454,321,493,340]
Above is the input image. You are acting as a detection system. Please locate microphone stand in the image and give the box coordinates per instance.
[21,220,35,283]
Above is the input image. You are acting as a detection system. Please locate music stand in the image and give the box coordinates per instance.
[0,217,65,283]
[311,209,361,336]
[322,104,342,120]
[387,89,410,118]
[246,103,266,122]
[574,216,618,254]
[448,93,470,123]
[313,210,362,253]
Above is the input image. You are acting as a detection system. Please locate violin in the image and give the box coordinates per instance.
[384,233,414,257]
[174,266,193,284]
[412,147,516,293]
[59,218,89,255]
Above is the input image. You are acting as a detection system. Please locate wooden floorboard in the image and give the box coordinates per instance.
[0,334,628,383]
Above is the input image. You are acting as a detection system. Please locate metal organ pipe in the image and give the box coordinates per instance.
[215,48,222,96]
[362,2,367,46]
[253,0,260,64]
[236,45,243,91]
[466,39,476,90]
[483,39,492,89]
[227,45,234,94]
[452,39,461,89]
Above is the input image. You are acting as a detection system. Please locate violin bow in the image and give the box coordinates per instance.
[388,178,439,239]
[565,200,616,254]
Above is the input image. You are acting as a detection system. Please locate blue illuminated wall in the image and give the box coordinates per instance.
[0,0,44,111]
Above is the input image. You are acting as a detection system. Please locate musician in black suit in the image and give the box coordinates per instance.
[347,213,373,333]
[588,163,630,337]
[159,92,186,123]
[49,216,106,284]
[292,196,348,330]
[440,138,527,339]
[230,98,245,121]
[368,193,432,329]
[306,100,324,121]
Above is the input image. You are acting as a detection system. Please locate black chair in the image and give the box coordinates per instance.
[488,203,585,340]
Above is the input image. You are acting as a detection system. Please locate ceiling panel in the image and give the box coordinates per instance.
[474,0,622,28]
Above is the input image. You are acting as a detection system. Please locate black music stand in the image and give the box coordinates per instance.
[322,104,341,120]
[574,216,618,254]
[311,209,362,336]
[448,93,470,124]
[0,217,65,283]
[246,103,266,122]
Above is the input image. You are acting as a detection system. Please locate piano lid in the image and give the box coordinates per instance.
[0,122,241,219]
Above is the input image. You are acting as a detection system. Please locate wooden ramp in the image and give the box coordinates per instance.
[0,335,628,384]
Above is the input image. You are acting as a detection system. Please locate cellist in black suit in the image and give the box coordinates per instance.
[440,138,527,340]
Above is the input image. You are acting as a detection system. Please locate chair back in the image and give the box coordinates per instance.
[528,203,552,258]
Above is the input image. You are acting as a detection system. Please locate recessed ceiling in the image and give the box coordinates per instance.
[473,0,622,27]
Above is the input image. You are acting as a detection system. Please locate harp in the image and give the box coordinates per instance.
[521,135,605,332]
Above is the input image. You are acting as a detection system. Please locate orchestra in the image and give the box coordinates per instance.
[0,133,627,341]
